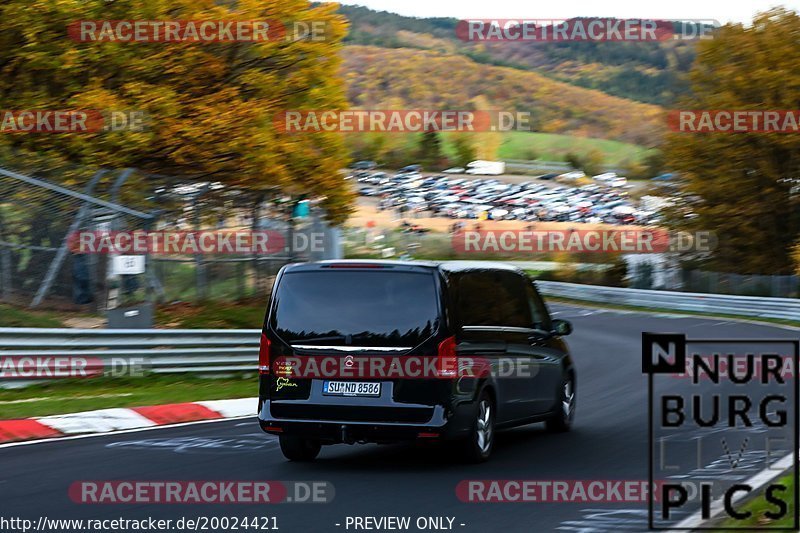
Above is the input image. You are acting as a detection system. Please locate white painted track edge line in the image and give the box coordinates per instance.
[667,450,796,531]
[0,415,256,449]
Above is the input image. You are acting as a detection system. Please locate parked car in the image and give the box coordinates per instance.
[360,166,642,224]
[259,261,576,463]
[592,172,617,183]
[652,173,674,181]
[352,160,377,170]
[364,172,388,185]
[558,171,586,181]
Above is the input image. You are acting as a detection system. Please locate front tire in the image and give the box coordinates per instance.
[279,435,321,462]
[457,391,495,463]
[546,374,575,432]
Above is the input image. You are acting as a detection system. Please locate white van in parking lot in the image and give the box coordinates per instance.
[465,161,506,176]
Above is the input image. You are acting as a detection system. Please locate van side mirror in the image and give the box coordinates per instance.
[552,319,572,336]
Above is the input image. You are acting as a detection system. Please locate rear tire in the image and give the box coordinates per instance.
[546,374,575,433]
[457,391,495,463]
[279,435,321,462]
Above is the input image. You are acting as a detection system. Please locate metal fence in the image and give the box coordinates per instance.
[0,327,259,385]
[0,165,155,309]
[0,162,341,313]
[679,269,799,298]
[343,229,799,298]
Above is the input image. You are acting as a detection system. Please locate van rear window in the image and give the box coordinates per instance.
[271,271,439,347]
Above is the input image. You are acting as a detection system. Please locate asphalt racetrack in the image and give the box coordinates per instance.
[2,304,797,532]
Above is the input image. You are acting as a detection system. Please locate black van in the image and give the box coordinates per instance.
[258,260,575,462]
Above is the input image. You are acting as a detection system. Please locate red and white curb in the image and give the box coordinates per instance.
[0,397,255,444]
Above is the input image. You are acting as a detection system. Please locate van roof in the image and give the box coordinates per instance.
[282,259,524,274]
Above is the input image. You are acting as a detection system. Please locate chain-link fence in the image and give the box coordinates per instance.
[0,165,154,310]
[0,162,341,313]
[679,269,799,298]
[342,227,799,298]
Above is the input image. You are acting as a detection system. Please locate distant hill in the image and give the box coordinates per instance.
[342,45,664,146]
[336,5,697,107]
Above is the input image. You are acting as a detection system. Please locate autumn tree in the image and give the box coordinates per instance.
[0,0,353,223]
[794,240,800,275]
[565,152,583,171]
[416,130,443,168]
[664,8,800,273]
[470,95,501,161]
[625,150,666,180]
[565,150,603,175]
[450,135,477,167]
[582,149,605,176]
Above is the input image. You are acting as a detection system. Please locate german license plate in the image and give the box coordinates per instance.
[323,381,381,397]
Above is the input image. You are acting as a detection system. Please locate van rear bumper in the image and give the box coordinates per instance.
[258,400,475,443]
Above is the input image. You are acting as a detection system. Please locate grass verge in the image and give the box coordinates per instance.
[494,131,651,166]
[718,474,796,529]
[0,299,266,329]
[0,304,67,328]
[439,131,651,167]
[0,375,255,419]
[156,299,266,329]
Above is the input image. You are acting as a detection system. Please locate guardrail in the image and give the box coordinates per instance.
[1,283,797,384]
[504,159,625,174]
[0,328,261,382]
[536,281,800,321]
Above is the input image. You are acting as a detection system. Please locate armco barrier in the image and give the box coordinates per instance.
[0,328,261,383]
[1,283,797,384]
[536,281,800,321]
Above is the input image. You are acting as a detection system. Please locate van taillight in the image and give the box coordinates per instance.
[436,336,458,378]
[259,334,271,374]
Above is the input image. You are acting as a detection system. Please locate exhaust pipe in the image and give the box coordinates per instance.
[340,425,356,444]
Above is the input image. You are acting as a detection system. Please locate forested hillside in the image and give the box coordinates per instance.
[336,5,696,106]
[342,46,664,146]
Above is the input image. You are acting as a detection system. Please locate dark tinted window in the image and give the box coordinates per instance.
[526,281,552,329]
[271,271,439,347]
[452,271,531,328]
